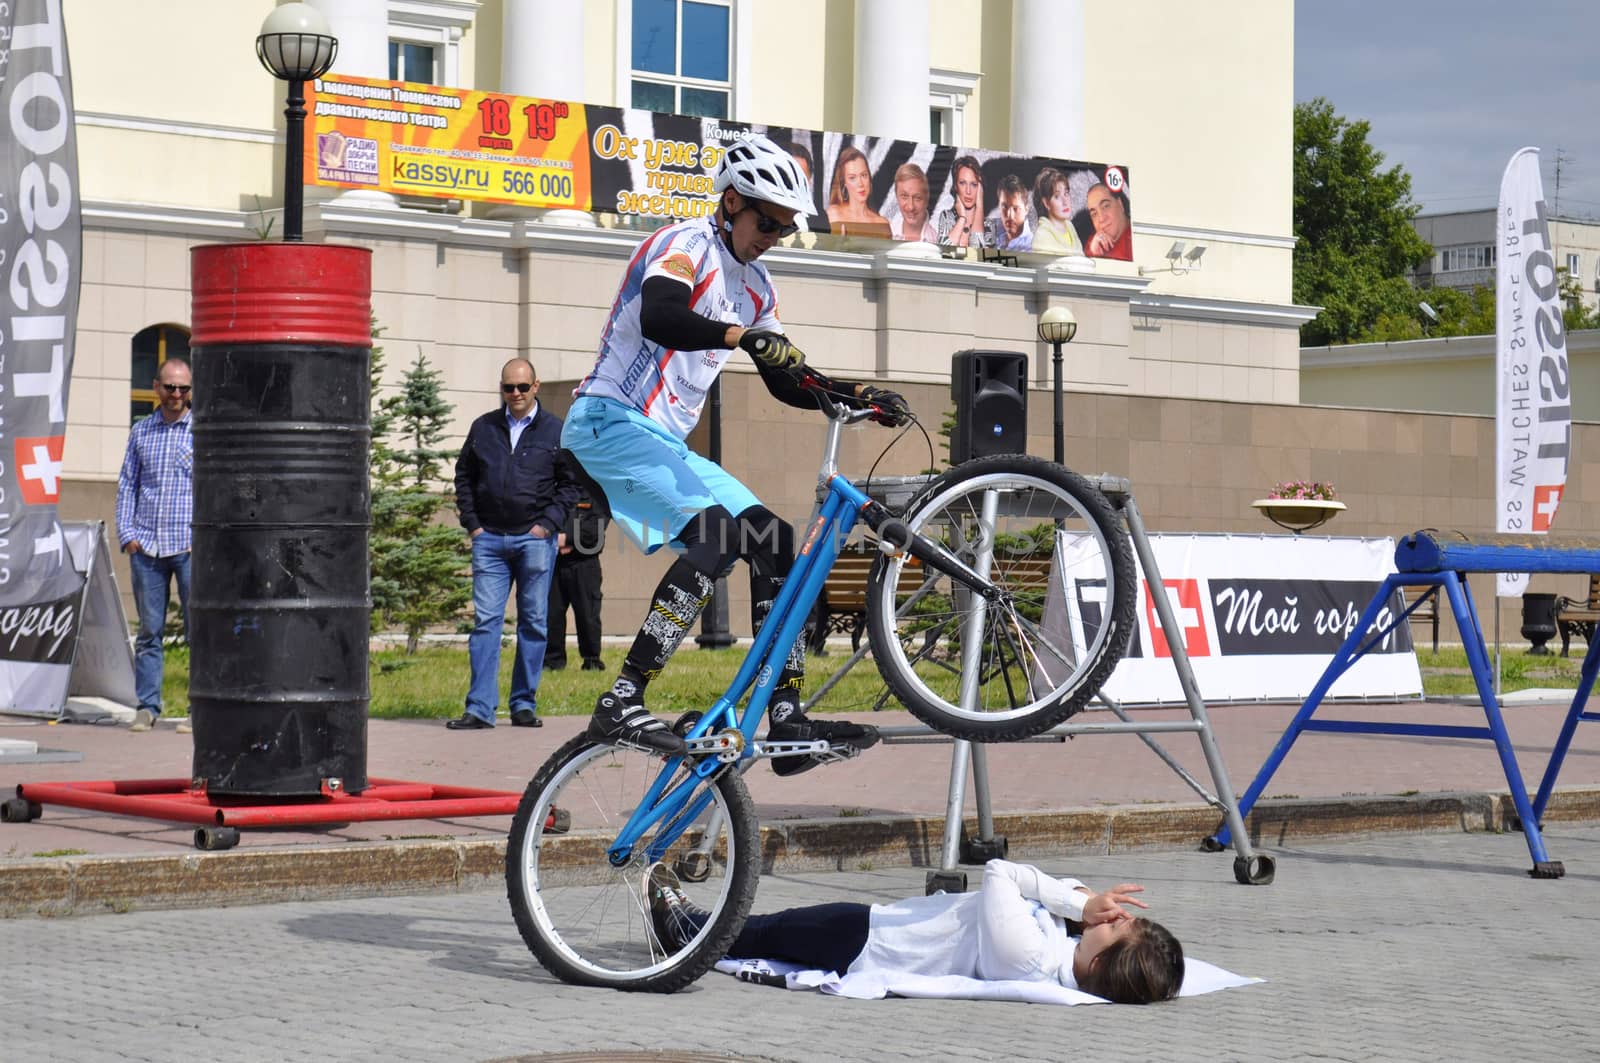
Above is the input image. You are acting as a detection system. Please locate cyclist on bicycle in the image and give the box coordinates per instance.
[564,133,910,768]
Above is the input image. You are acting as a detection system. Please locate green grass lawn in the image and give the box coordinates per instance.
[155,642,1600,721]
[159,642,907,721]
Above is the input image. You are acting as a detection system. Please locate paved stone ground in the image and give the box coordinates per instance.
[8,825,1598,1063]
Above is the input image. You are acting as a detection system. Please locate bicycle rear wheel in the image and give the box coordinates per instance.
[506,734,760,992]
[866,455,1136,742]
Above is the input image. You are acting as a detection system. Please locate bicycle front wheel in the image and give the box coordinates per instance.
[506,734,760,992]
[866,455,1136,742]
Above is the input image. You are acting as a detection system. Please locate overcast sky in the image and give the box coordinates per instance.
[1295,0,1600,220]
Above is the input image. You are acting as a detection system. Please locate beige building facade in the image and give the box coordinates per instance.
[72,0,1564,644]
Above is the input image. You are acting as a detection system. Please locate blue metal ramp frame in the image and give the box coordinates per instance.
[1209,529,1600,879]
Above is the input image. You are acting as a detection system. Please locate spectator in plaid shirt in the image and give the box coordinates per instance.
[116,358,194,734]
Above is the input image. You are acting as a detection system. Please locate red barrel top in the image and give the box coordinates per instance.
[191,242,372,348]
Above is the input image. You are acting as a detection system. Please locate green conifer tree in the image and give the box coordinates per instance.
[369,345,470,653]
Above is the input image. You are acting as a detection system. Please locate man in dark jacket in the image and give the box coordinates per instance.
[543,485,607,672]
[448,358,579,730]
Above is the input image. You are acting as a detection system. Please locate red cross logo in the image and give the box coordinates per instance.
[1532,484,1564,532]
[15,436,65,505]
[1144,578,1210,658]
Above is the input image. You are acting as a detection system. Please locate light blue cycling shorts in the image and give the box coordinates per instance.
[561,394,761,553]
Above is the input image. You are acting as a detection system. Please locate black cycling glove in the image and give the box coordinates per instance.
[857,385,912,427]
[739,329,805,370]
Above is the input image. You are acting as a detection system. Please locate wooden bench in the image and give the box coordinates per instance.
[808,546,1051,655]
[1556,574,1600,657]
[1406,589,1440,654]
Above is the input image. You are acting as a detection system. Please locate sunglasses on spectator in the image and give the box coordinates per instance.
[501,382,534,393]
[160,384,192,394]
[744,204,800,238]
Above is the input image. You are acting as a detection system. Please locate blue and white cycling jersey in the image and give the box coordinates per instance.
[574,215,782,441]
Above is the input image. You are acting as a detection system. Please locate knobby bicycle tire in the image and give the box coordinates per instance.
[506,733,761,992]
[865,454,1136,742]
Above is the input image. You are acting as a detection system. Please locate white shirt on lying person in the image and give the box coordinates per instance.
[847,859,1089,987]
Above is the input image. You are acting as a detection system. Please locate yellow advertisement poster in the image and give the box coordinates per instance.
[305,74,591,209]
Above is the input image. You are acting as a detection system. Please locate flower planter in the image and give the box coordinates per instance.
[1251,498,1347,534]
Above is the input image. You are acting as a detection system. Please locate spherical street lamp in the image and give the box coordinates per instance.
[1036,305,1077,464]
[256,3,339,241]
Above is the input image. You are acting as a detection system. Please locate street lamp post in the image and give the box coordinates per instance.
[1036,305,1078,464]
[256,3,339,242]
[697,376,735,648]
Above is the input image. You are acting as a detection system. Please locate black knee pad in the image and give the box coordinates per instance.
[736,505,795,576]
[673,505,742,578]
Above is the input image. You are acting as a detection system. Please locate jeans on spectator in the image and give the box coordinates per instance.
[129,549,191,716]
[466,531,558,724]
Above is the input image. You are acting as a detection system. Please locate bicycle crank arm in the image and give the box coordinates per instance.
[685,729,746,764]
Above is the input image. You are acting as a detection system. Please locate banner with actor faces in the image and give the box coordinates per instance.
[307,75,1133,261]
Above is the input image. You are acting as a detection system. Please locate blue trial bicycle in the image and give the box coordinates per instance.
[506,380,1137,992]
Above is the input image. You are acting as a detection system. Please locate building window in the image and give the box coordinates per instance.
[1566,252,1581,277]
[388,0,475,87]
[1436,244,1495,273]
[630,0,732,117]
[389,41,436,83]
[929,69,979,146]
[130,324,190,424]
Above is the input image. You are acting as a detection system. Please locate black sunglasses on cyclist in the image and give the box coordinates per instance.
[501,382,534,393]
[160,384,192,394]
[744,204,800,238]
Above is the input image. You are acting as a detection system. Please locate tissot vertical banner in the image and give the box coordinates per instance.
[1495,147,1571,597]
[0,0,84,712]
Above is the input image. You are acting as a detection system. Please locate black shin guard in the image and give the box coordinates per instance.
[621,558,716,682]
[739,506,807,720]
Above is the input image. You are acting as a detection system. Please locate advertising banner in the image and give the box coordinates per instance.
[1495,147,1571,597]
[0,522,134,719]
[307,74,1134,260]
[0,0,82,627]
[1060,535,1421,705]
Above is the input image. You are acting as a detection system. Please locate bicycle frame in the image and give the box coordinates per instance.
[605,405,876,867]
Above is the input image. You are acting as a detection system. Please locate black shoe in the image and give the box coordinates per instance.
[510,708,542,727]
[545,659,568,671]
[645,862,708,953]
[581,658,606,671]
[587,692,688,756]
[445,713,493,730]
[766,714,881,777]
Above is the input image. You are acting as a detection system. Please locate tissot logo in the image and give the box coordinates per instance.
[1532,484,1564,532]
[1145,579,1209,658]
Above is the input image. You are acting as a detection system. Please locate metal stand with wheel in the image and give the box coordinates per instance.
[825,473,1272,891]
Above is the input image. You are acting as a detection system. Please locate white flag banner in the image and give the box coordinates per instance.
[1495,147,1572,597]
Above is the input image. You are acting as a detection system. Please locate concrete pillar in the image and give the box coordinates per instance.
[501,0,585,99]
[1011,0,1084,158]
[306,0,388,79]
[305,0,395,210]
[853,0,929,140]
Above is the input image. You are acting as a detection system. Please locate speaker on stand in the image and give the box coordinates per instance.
[949,349,1029,465]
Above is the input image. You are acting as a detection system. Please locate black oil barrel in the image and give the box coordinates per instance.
[187,242,371,797]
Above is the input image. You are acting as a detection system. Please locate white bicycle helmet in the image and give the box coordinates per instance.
[713,134,814,216]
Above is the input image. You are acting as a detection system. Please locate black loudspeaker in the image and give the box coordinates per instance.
[950,349,1028,465]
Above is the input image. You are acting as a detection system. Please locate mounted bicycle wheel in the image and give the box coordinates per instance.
[506,734,760,992]
[866,454,1136,742]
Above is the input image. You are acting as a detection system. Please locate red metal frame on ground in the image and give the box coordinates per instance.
[17,777,521,828]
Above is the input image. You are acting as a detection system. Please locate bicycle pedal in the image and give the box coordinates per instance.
[754,739,831,760]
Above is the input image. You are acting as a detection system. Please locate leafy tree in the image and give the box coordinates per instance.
[369,346,470,654]
[1559,267,1600,333]
[1294,98,1434,346]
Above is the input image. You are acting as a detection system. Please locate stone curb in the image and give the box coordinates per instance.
[5,786,1596,918]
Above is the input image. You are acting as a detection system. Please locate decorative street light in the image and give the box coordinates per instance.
[256,3,339,241]
[1036,305,1078,464]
